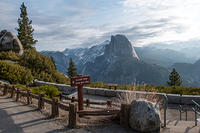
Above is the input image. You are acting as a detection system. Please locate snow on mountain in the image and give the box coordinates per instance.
[63,40,109,65]
[63,48,87,58]
[81,34,168,85]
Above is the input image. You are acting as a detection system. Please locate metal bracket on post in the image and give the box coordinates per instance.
[163,94,168,128]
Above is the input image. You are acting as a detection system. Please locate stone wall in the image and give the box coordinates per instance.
[84,87,200,105]
[34,80,200,105]
[33,80,76,95]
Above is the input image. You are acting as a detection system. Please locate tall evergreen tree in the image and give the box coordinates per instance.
[67,58,77,78]
[50,56,57,70]
[167,68,182,86]
[16,2,37,49]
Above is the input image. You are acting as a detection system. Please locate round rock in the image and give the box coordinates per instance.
[0,30,24,55]
[129,99,161,133]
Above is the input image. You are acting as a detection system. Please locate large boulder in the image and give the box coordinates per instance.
[129,99,161,133]
[0,30,23,55]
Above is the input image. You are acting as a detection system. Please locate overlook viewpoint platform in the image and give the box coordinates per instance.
[0,93,200,133]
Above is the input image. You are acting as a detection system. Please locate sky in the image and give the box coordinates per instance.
[1,0,200,51]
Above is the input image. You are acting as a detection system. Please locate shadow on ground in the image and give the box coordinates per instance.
[0,109,24,133]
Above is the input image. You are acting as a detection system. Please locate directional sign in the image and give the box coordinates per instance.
[71,75,90,87]
[70,75,90,111]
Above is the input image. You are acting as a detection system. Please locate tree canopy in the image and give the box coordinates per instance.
[167,68,182,86]
[16,2,37,49]
[67,58,77,78]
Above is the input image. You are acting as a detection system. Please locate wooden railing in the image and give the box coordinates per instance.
[192,100,200,126]
[0,84,69,117]
[0,83,168,128]
[77,109,120,116]
[61,95,117,108]
[0,83,121,128]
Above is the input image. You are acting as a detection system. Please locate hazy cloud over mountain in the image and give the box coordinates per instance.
[1,0,200,51]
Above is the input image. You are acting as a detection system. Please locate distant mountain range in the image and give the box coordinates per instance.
[171,60,200,86]
[42,40,109,74]
[135,46,194,67]
[41,34,200,86]
[80,35,168,85]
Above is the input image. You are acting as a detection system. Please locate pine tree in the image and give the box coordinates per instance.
[50,56,57,70]
[67,58,77,78]
[16,2,37,49]
[167,68,182,86]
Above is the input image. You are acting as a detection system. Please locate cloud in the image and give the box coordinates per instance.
[0,0,200,51]
[121,0,200,45]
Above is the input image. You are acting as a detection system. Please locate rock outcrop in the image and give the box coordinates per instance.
[42,34,169,85]
[0,30,23,55]
[81,35,169,85]
[104,34,139,61]
[129,99,161,133]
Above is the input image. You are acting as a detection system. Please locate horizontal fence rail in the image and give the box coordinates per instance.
[0,83,121,128]
[61,95,116,107]
[192,100,200,126]
[0,82,170,129]
[77,109,120,116]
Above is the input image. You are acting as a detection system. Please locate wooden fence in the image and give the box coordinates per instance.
[61,95,117,108]
[0,83,121,128]
[0,83,168,128]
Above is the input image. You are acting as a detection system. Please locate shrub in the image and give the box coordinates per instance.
[20,49,57,73]
[86,81,108,88]
[87,81,200,95]
[52,72,70,84]
[19,49,69,84]
[0,51,20,61]
[31,85,59,99]
[0,60,33,84]
[15,84,28,91]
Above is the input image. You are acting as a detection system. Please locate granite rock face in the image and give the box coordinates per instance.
[81,35,169,85]
[104,34,139,61]
[129,99,161,133]
[42,34,169,85]
[0,30,23,55]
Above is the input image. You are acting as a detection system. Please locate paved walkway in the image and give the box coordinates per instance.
[1,94,200,133]
[0,96,134,133]
[0,96,65,133]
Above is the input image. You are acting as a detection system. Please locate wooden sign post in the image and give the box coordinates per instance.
[71,75,90,111]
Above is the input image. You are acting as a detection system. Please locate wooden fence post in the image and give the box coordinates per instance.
[114,86,117,90]
[11,86,16,98]
[3,84,8,96]
[59,93,62,101]
[27,89,31,104]
[86,98,90,107]
[16,88,20,102]
[52,98,59,117]
[69,103,78,128]
[71,96,75,103]
[38,93,45,110]
[120,104,130,127]
[107,100,112,107]
[0,82,2,92]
